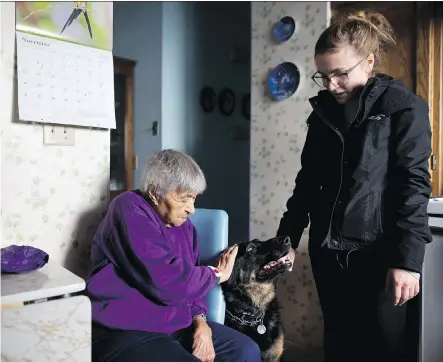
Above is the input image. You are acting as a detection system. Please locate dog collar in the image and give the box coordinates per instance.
[226,309,267,335]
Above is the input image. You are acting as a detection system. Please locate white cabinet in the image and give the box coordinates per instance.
[419,199,443,362]
[1,261,91,361]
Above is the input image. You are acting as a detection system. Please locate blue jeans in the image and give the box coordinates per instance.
[92,321,261,362]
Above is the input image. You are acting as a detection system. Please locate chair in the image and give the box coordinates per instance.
[189,208,228,324]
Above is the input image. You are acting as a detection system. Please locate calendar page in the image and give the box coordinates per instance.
[16,31,115,129]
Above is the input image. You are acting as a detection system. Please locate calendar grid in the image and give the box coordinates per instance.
[16,31,116,129]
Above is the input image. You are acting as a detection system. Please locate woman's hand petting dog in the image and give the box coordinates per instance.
[216,245,238,283]
[287,247,296,271]
[192,318,215,362]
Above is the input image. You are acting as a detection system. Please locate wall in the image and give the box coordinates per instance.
[0,2,110,278]
[161,1,198,154]
[187,2,251,243]
[113,2,251,242]
[250,2,329,360]
[113,1,163,189]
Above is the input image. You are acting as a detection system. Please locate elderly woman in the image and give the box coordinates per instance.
[86,150,260,362]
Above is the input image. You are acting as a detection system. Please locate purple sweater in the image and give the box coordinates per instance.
[86,190,217,333]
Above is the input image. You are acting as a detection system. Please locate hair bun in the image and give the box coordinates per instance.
[315,8,395,68]
[348,11,393,35]
[347,10,395,44]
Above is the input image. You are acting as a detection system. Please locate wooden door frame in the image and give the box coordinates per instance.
[331,2,443,196]
[416,2,442,197]
[112,56,136,198]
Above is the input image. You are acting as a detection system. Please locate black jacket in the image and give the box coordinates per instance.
[277,75,432,273]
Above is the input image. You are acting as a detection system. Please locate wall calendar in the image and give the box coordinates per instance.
[15,2,115,129]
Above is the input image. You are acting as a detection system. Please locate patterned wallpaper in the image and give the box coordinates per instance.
[250,2,329,360]
[1,2,330,356]
[0,2,109,278]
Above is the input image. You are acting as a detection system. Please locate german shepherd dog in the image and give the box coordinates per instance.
[222,236,292,362]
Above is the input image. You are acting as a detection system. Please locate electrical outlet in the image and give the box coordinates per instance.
[43,125,75,146]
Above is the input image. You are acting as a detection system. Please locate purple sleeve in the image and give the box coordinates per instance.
[189,224,210,317]
[109,214,217,306]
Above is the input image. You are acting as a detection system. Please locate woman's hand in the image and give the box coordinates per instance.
[192,318,215,362]
[287,247,296,271]
[216,245,238,283]
[385,268,420,306]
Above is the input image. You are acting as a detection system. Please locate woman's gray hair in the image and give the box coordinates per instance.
[140,149,207,199]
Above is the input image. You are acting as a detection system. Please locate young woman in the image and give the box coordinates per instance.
[277,11,432,362]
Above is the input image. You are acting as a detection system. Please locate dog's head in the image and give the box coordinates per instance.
[225,236,292,288]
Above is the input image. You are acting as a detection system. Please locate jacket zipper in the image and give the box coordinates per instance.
[308,80,380,247]
[310,100,344,248]
[351,84,372,126]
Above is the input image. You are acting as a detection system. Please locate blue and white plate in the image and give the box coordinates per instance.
[273,16,296,42]
[268,62,300,101]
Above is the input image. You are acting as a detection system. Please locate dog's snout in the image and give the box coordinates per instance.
[279,236,290,245]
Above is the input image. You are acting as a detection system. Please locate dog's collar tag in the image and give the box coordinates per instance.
[257,324,266,334]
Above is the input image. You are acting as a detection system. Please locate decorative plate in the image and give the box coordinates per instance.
[273,16,296,42]
[200,86,216,113]
[219,88,236,116]
[268,62,300,101]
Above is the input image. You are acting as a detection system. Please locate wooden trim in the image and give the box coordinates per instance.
[113,56,135,192]
[415,3,431,103]
[432,3,443,197]
[417,3,443,197]
[114,56,137,73]
[415,3,433,192]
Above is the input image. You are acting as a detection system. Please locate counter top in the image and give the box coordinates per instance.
[428,197,443,215]
[1,261,85,305]
[428,198,443,231]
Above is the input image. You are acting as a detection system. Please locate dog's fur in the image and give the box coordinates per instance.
[221,236,292,362]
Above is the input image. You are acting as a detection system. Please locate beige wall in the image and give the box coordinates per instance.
[0,2,110,278]
[250,2,330,360]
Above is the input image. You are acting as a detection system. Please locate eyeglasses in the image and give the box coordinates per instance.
[311,57,367,89]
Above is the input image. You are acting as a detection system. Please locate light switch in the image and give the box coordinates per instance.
[43,125,75,146]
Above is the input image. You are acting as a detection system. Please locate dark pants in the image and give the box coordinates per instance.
[91,320,261,362]
[309,244,418,362]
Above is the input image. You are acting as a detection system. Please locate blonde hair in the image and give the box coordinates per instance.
[315,10,396,67]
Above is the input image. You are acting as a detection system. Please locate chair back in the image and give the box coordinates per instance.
[189,208,228,324]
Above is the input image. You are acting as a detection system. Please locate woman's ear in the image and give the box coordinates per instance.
[366,53,375,73]
[147,189,158,206]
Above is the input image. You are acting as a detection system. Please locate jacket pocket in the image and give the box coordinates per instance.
[341,191,382,244]
[367,191,382,240]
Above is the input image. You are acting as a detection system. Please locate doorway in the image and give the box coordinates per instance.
[331,2,443,197]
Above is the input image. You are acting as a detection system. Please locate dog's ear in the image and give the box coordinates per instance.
[224,255,241,288]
